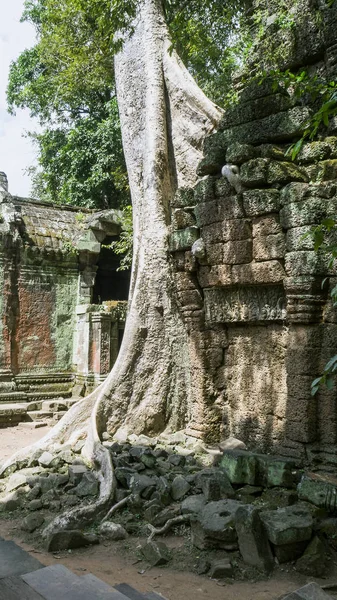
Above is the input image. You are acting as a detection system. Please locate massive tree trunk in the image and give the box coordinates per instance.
[0,0,223,531]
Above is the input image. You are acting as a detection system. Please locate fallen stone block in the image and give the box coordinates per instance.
[74,472,99,497]
[298,472,337,511]
[22,513,45,533]
[209,558,233,579]
[219,450,256,485]
[280,582,334,600]
[141,540,170,566]
[260,505,313,546]
[197,499,242,546]
[256,455,298,488]
[171,475,190,501]
[99,521,128,541]
[296,536,327,577]
[273,540,308,564]
[46,530,99,552]
[194,468,235,498]
[235,504,274,572]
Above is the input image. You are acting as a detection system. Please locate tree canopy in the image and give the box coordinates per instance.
[7,0,247,207]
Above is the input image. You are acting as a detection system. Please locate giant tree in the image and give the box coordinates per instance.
[1,0,242,534]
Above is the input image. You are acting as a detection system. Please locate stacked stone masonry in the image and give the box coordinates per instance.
[0,174,128,423]
[170,0,337,467]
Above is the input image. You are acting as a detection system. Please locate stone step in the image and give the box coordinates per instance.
[26,411,53,422]
[115,584,168,600]
[0,404,29,427]
[0,539,44,580]
[22,565,131,600]
[0,575,45,600]
[82,574,135,599]
[115,583,148,600]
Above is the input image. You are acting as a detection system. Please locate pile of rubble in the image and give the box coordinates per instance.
[0,432,336,583]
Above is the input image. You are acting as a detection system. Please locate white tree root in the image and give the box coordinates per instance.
[101,494,131,524]
[147,515,191,541]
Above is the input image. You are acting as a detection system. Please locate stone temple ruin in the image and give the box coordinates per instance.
[0,172,129,426]
[168,0,337,469]
[0,0,337,479]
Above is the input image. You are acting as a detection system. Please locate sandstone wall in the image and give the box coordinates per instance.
[170,0,337,467]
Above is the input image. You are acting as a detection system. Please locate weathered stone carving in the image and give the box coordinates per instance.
[205,286,286,324]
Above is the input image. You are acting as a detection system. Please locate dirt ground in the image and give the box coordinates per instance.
[0,423,51,464]
[0,426,336,600]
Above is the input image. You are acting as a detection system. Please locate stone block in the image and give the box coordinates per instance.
[200,131,228,175]
[220,107,312,146]
[297,142,331,164]
[206,242,223,265]
[219,450,257,485]
[209,559,233,579]
[202,219,251,245]
[198,265,232,288]
[226,143,256,164]
[194,468,235,498]
[243,189,281,217]
[74,472,98,497]
[273,540,309,564]
[306,159,337,182]
[175,272,197,291]
[99,521,128,540]
[280,200,330,229]
[141,541,170,566]
[214,177,233,198]
[296,536,327,577]
[221,94,293,129]
[172,208,196,230]
[223,240,252,265]
[231,260,285,285]
[298,472,337,510]
[199,499,243,544]
[171,187,194,208]
[286,226,316,252]
[22,513,45,533]
[235,505,274,572]
[256,455,298,488]
[240,159,269,187]
[178,289,203,308]
[258,144,287,160]
[260,505,313,546]
[181,494,206,515]
[46,530,99,552]
[169,226,199,251]
[282,583,334,600]
[285,251,328,277]
[195,197,244,226]
[193,177,216,204]
[253,233,285,261]
[267,161,308,185]
[171,476,190,500]
[252,215,282,237]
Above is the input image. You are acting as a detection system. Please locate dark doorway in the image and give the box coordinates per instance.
[92,237,130,304]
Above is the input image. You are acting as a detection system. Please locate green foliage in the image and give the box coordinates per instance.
[305,218,337,395]
[260,68,337,160]
[108,206,133,271]
[27,99,130,209]
[8,0,247,206]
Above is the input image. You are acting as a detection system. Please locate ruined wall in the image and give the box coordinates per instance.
[170,0,337,467]
[0,183,128,403]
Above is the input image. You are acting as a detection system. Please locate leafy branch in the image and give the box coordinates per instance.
[305,218,337,395]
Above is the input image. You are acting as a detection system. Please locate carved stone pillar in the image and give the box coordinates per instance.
[89,313,112,380]
[284,276,327,444]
